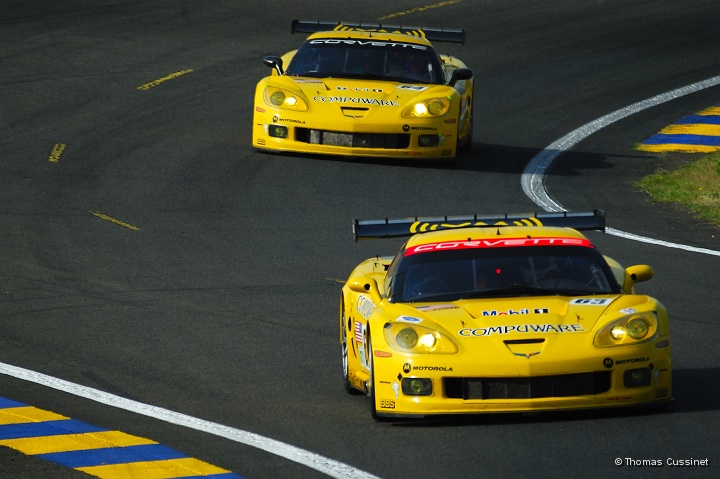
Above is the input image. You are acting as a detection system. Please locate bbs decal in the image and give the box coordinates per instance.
[380,399,395,409]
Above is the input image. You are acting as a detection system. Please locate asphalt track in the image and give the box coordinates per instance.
[1,1,720,478]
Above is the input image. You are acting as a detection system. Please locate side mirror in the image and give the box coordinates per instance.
[622,264,653,293]
[347,276,383,304]
[448,68,472,87]
[263,56,284,76]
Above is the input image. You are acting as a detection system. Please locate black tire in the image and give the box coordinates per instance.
[341,300,363,395]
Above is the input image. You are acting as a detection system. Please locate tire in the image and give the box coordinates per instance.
[367,334,381,420]
[341,300,362,395]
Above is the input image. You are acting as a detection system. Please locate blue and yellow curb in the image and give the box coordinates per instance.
[638,105,720,153]
[0,397,244,478]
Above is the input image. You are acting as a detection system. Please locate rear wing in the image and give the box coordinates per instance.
[291,20,465,44]
[353,210,606,241]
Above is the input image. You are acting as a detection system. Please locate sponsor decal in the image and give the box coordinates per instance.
[570,298,613,306]
[405,237,593,255]
[620,307,638,314]
[403,362,452,372]
[309,39,428,50]
[398,85,428,91]
[410,126,437,131]
[483,308,529,316]
[604,356,651,368]
[392,381,400,399]
[336,86,385,93]
[271,115,305,124]
[614,357,650,365]
[313,95,399,106]
[415,304,458,312]
[395,315,422,324]
[534,308,550,314]
[459,323,586,337]
[380,399,395,409]
[356,295,375,319]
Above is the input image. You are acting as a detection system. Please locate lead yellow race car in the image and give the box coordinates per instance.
[340,211,672,419]
[252,20,473,162]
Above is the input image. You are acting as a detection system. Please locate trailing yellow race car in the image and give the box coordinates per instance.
[340,211,672,419]
[252,20,473,162]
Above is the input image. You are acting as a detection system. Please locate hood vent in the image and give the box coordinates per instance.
[341,106,369,118]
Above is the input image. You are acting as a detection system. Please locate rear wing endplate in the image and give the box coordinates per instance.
[291,20,465,44]
[353,210,606,241]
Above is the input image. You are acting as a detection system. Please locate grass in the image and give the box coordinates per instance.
[635,151,720,227]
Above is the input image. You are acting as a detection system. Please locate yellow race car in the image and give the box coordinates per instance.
[252,20,473,162]
[340,211,672,419]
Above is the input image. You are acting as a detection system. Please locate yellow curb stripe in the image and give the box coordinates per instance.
[77,457,231,479]
[659,123,720,136]
[91,211,141,231]
[0,430,157,455]
[637,143,720,153]
[697,106,720,116]
[137,69,193,91]
[0,406,68,425]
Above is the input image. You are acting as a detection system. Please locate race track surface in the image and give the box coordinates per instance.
[1,1,719,478]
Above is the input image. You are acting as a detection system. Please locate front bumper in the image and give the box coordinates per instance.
[252,108,459,160]
[372,339,672,417]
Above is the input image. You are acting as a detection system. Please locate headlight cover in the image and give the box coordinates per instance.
[263,86,308,111]
[594,312,658,348]
[401,97,451,118]
[384,322,458,354]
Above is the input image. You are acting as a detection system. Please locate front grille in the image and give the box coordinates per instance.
[295,128,410,149]
[444,372,611,400]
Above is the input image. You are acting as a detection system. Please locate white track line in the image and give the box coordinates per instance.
[521,75,720,257]
[0,361,380,479]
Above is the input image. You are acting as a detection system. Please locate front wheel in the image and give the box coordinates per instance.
[341,301,362,395]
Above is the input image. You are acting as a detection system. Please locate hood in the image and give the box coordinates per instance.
[283,76,445,117]
[405,295,635,339]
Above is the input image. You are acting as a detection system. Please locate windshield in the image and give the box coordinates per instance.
[390,245,621,303]
[285,38,445,84]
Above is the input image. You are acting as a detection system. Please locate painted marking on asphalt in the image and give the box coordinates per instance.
[378,1,463,20]
[48,143,66,163]
[0,362,381,479]
[638,104,720,152]
[91,211,141,231]
[0,396,243,478]
[137,69,193,91]
[521,74,720,256]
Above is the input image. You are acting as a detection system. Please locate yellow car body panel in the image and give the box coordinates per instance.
[340,212,672,419]
[253,23,473,161]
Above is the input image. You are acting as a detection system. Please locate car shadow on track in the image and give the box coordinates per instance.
[253,142,641,176]
[385,368,720,428]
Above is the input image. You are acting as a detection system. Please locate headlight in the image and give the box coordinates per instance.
[402,97,451,118]
[384,322,457,354]
[263,86,308,111]
[594,312,658,348]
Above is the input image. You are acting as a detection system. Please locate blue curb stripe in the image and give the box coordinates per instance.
[0,419,106,440]
[641,134,720,146]
[0,398,26,409]
[674,115,720,125]
[37,443,189,468]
